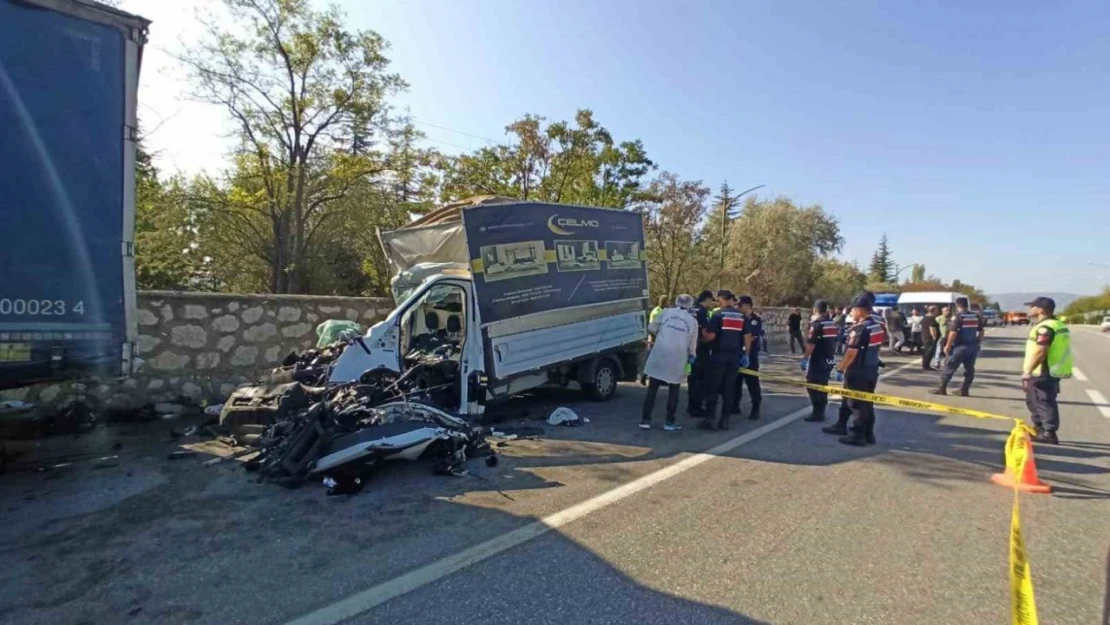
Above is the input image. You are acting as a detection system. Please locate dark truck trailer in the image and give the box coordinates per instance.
[0,0,149,389]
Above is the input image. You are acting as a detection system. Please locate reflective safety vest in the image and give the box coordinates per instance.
[649,306,664,324]
[1024,318,1073,379]
[956,311,980,345]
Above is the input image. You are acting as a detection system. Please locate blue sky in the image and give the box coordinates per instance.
[125,0,1109,295]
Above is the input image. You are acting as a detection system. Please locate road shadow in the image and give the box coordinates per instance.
[0,419,775,625]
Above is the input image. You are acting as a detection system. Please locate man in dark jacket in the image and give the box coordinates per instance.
[787,308,804,354]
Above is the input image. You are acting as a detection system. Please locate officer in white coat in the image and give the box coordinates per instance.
[641,294,699,431]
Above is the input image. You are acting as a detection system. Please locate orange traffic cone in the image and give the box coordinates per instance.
[991,435,1052,494]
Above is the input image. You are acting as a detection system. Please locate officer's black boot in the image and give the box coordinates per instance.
[718,413,730,430]
[803,410,825,422]
[929,381,948,396]
[747,404,760,420]
[838,430,867,446]
[822,403,850,434]
[864,416,876,445]
[958,383,971,397]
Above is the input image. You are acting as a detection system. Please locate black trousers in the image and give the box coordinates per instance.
[1025,376,1060,434]
[642,377,681,424]
[703,360,737,421]
[940,345,978,391]
[845,370,879,436]
[806,358,833,416]
[836,370,878,426]
[686,349,710,412]
[735,359,762,410]
[789,329,805,353]
[921,339,937,368]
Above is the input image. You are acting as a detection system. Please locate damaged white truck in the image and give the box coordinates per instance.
[328,197,650,417]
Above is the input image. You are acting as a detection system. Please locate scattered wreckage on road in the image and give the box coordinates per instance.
[213,197,651,494]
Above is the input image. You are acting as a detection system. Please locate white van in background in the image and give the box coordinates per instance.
[896,292,969,313]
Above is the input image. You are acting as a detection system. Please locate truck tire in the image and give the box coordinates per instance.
[582,357,618,402]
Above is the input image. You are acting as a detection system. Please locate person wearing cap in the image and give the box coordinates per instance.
[930,296,984,396]
[641,294,699,431]
[733,295,763,420]
[698,290,750,430]
[824,295,884,445]
[1022,297,1073,444]
[686,290,716,417]
[829,291,886,431]
[802,300,839,422]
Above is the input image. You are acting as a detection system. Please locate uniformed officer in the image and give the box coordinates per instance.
[685,290,715,417]
[829,295,883,446]
[801,300,839,422]
[1021,297,1073,444]
[930,296,984,396]
[733,295,763,420]
[828,291,886,432]
[698,290,751,431]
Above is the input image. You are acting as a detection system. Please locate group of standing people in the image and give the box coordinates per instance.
[640,289,765,431]
[642,290,1072,447]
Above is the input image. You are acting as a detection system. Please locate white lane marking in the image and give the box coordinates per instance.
[283,358,921,625]
[1073,367,1088,382]
[1085,389,1110,418]
[284,408,809,625]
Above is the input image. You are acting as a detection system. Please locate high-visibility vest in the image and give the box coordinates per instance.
[1024,318,1072,379]
[649,306,664,323]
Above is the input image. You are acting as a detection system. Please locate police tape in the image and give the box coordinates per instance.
[1004,425,1040,625]
[737,367,1018,424]
[737,366,1041,625]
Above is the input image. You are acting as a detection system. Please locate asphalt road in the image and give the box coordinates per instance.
[2,328,1108,625]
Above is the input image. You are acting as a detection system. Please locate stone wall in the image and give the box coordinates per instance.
[1,291,393,413]
[0,297,804,414]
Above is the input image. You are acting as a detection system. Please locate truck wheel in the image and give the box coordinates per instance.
[583,358,618,401]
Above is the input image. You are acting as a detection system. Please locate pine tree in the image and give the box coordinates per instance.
[708,181,739,289]
[868,234,893,283]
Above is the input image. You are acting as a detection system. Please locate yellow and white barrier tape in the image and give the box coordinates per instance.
[737,366,1041,625]
[1003,425,1040,625]
[738,367,1019,423]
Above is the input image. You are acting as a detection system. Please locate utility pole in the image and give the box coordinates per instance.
[718,184,765,290]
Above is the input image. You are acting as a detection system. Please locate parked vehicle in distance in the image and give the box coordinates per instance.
[981,310,1001,326]
[1005,311,1030,326]
[1101,316,1110,332]
[896,291,969,315]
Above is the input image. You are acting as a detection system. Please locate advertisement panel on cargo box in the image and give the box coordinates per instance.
[462,203,648,325]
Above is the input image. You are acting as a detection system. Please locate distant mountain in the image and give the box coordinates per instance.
[988,293,1081,312]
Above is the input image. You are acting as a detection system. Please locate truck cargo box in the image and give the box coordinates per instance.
[0,0,149,388]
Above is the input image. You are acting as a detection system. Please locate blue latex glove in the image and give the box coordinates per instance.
[800,357,808,372]
[834,370,844,382]
[739,353,750,369]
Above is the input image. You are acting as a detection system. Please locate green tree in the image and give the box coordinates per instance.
[868,234,894,284]
[724,196,843,305]
[133,136,208,290]
[438,109,654,208]
[910,263,925,283]
[181,0,405,293]
[810,259,866,306]
[639,173,710,301]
